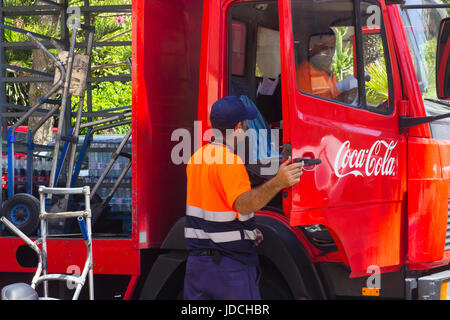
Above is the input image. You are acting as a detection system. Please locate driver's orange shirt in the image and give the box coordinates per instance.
[296,60,340,100]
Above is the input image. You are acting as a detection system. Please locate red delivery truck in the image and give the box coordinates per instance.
[0,0,449,300]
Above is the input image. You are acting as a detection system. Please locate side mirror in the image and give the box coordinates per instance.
[436,17,450,99]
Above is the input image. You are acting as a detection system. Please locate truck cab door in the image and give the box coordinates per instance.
[280,0,407,277]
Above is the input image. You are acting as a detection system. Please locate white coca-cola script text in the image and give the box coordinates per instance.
[334,140,397,178]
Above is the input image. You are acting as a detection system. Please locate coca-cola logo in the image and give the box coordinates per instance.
[334,140,397,178]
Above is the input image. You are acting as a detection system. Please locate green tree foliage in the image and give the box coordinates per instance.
[331,27,354,82]
[422,38,437,99]
[76,0,132,135]
[3,0,132,134]
[364,35,389,105]
[366,59,389,104]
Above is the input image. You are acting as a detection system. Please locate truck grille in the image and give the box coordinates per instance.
[446,199,450,251]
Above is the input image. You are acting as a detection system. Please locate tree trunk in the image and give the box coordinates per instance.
[27,0,61,145]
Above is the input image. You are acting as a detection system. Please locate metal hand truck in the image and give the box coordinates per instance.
[0,186,94,300]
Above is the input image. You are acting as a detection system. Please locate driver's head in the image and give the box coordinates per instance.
[308,28,336,71]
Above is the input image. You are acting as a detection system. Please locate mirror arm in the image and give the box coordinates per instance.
[399,112,450,134]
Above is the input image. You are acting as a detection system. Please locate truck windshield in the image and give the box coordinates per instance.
[399,0,450,138]
[399,0,448,99]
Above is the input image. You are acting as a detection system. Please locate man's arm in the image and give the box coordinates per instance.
[234,157,303,215]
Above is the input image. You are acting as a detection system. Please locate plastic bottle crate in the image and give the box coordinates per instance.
[87,136,132,214]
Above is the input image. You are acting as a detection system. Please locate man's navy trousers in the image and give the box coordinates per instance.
[184,255,261,300]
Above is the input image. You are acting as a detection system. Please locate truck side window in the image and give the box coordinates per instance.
[291,0,392,113]
[292,0,360,106]
[361,1,392,113]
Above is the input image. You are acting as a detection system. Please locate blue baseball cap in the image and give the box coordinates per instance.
[210,96,258,127]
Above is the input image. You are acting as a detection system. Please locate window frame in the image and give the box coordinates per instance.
[290,0,395,115]
[360,0,395,115]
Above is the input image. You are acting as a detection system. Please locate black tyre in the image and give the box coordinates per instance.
[1,193,40,236]
[259,257,294,299]
[141,254,294,300]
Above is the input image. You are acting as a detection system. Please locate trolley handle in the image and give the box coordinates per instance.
[0,217,41,254]
[77,216,90,241]
[38,186,90,196]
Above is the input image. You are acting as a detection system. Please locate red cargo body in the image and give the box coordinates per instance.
[0,0,204,300]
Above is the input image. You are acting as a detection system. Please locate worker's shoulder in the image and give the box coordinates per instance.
[187,144,206,165]
[187,143,244,166]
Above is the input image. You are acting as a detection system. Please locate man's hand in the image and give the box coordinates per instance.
[253,228,263,247]
[234,157,303,215]
[271,156,304,190]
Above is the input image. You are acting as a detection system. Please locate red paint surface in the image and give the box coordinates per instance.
[407,138,449,268]
[0,238,139,275]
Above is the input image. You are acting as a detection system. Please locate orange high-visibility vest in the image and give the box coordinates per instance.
[184,141,258,266]
[296,60,340,100]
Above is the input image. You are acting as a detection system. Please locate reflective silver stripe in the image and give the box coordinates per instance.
[186,205,237,222]
[185,228,241,242]
[238,212,254,222]
[185,228,257,243]
[243,229,257,240]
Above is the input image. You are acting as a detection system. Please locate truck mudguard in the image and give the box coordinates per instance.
[140,214,327,300]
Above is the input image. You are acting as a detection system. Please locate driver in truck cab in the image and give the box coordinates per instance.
[296,28,358,103]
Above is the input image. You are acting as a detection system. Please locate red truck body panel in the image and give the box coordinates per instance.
[408,138,450,268]
[196,0,450,278]
[0,238,138,275]
[132,0,204,248]
[278,0,408,277]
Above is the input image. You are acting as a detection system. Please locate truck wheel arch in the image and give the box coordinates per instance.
[139,214,327,300]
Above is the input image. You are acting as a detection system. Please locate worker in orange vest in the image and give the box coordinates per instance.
[184,96,303,300]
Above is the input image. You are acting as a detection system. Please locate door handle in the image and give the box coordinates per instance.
[294,152,321,168]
